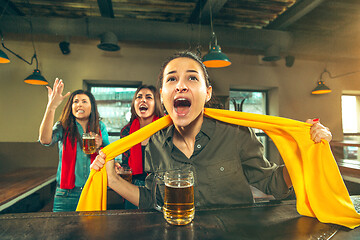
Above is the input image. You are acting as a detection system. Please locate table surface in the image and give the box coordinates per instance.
[1,196,360,240]
[0,168,57,209]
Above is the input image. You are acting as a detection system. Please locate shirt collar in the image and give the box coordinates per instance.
[162,116,216,147]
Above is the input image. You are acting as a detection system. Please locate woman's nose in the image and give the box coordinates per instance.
[176,81,188,93]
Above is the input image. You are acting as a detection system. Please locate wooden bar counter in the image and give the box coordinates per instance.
[1,196,360,239]
[0,167,57,212]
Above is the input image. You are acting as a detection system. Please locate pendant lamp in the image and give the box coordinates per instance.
[97,32,120,51]
[203,32,231,68]
[311,69,331,95]
[312,80,332,95]
[202,1,231,68]
[0,30,48,85]
[24,68,48,85]
[0,48,10,63]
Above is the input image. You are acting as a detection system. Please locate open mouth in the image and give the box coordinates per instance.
[174,98,191,115]
[139,105,148,112]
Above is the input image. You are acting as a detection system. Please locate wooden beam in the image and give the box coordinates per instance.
[97,0,114,18]
[188,0,228,25]
[266,0,324,30]
[0,0,24,16]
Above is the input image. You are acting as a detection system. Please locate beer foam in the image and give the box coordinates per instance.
[82,136,95,139]
[165,180,193,188]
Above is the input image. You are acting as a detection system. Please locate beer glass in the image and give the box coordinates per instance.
[153,169,195,225]
[82,132,96,154]
[118,164,132,183]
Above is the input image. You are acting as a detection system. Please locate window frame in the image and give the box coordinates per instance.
[86,82,142,138]
[342,94,360,136]
[229,89,269,157]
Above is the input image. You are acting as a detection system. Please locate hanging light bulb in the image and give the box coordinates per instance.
[0,48,10,63]
[312,80,332,94]
[203,32,231,68]
[312,69,331,95]
[24,68,48,85]
[202,1,231,68]
[0,29,48,85]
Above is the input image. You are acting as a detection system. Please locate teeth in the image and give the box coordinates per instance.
[78,110,84,113]
[139,104,148,111]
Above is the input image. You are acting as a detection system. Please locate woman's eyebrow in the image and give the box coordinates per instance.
[166,69,198,75]
[166,70,177,75]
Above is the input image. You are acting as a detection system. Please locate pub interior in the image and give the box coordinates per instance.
[1,0,360,239]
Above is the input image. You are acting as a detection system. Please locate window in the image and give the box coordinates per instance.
[341,94,360,160]
[342,95,360,134]
[89,85,139,143]
[229,90,269,156]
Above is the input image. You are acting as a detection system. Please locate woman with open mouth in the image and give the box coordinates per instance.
[91,51,332,209]
[39,79,110,212]
[117,85,164,209]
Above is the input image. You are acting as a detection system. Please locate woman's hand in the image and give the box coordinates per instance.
[306,118,332,143]
[46,78,70,111]
[90,150,106,171]
[94,133,103,150]
[90,151,117,178]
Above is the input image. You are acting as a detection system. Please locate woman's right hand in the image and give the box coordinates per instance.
[46,78,70,110]
[90,150,106,171]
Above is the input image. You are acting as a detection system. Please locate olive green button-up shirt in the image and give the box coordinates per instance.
[139,117,291,209]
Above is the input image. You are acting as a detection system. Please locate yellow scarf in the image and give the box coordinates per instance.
[76,108,360,229]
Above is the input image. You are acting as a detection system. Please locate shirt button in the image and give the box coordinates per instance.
[220,167,225,172]
[196,144,201,149]
[196,202,201,207]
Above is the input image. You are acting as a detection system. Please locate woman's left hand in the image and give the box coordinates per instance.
[306,118,332,143]
[94,133,103,149]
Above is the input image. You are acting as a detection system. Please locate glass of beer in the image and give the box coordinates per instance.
[82,132,96,154]
[154,169,194,225]
[118,164,132,183]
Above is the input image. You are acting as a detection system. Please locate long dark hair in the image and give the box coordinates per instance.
[130,85,164,122]
[59,90,100,147]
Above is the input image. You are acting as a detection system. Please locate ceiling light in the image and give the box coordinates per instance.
[262,45,281,62]
[312,69,331,95]
[203,33,231,68]
[202,2,231,68]
[0,48,10,63]
[24,69,48,85]
[312,80,332,94]
[97,32,120,51]
[0,29,48,85]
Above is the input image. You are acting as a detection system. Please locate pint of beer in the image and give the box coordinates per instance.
[82,132,96,154]
[154,170,194,225]
[118,165,132,183]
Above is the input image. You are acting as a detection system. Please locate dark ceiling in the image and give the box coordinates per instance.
[0,0,359,61]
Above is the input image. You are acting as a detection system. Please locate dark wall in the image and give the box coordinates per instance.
[0,142,58,174]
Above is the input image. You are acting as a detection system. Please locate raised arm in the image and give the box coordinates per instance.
[39,78,70,144]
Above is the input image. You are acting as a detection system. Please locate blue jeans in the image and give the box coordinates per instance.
[124,179,145,209]
[53,186,83,212]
